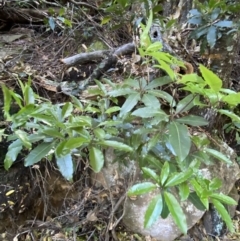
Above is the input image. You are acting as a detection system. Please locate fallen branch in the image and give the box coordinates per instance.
[59,42,136,95]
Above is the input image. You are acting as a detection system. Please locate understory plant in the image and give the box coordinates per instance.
[1,10,240,236]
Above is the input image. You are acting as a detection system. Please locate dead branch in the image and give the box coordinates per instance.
[60,50,110,65]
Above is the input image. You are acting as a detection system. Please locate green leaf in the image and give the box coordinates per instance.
[4,139,23,170]
[210,193,237,205]
[188,192,206,211]
[176,115,208,126]
[140,10,153,47]
[144,194,163,228]
[142,94,160,108]
[165,169,193,187]
[56,154,74,181]
[105,106,121,114]
[190,178,209,209]
[41,128,64,139]
[24,86,35,105]
[71,95,83,110]
[161,197,170,218]
[211,199,234,233]
[155,61,175,80]
[199,65,222,92]
[210,8,220,21]
[164,192,187,234]
[98,140,133,152]
[178,182,190,201]
[207,25,217,48]
[64,137,89,150]
[218,109,240,122]
[142,167,159,183]
[128,182,156,196]
[168,122,191,161]
[209,178,222,191]
[61,102,73,120]
[120,93,141,117]
[214,20,232,28]
[1,84,12,120]
[15,130,31,149]
[160,161,170,186]
[175,94,195,114]
[222,93,240,106]
[108,88,134,97]
[93,128,106,139]
[49,17,55,30]
[204,148,232,165]
[132,107,168,119]
[147,90,176,106]
[25,142,54,166]
[89,146,104,173]
[145,76,173,89]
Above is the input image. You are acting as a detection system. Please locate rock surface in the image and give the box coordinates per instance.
[91,142,240,241]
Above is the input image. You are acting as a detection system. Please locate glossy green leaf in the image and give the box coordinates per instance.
[160,161,170,186]
[1,84,12,120]
[15,130,31,149]
[108,88,135,97]
[120,93,141,117]
[175,94,195,114]
[178,182,190,201]
[56,154,74,181]
[142,94,160,108]
[41,128,64,139]
[199,65,222,92]
[176,115,208,126]
[89,146,104,173]
[48,17,55,30]
[132,107,168,119]
[71,95,83,110]
[64,137,89,150]
[105,106,121,114]
[25,142,54,166]
[218,109,240,122]
[4,139,23,170]
[24,86,35,105]
[204,148,232,165]
[144,194,163,228]
[161,197,170,218]
[142,167,159,183]
[61,102,73,120]
[99,140,133,152]
[148,90,176,106]
[207,25,217,48]
[214,20,232,28]
[190,178,209,209]
[140,10,152,47]
[211,199,234,233]
[145,76,173,89]
[210,8,220,21]
[210,193,237,205]
[168,122,191,161]
[165,169,193,187]
[209,178,222,191]
[128,182,156,196]
[93,128,106,139]
[188,192,206,211]
[164,192,187,234]
[222,93,240,106]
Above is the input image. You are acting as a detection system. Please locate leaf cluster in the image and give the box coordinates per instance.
[2,11,240,234]
[188,0,239,50]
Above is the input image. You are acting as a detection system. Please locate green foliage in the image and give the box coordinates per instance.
[188,0,239,50]
[2,9,240,234]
